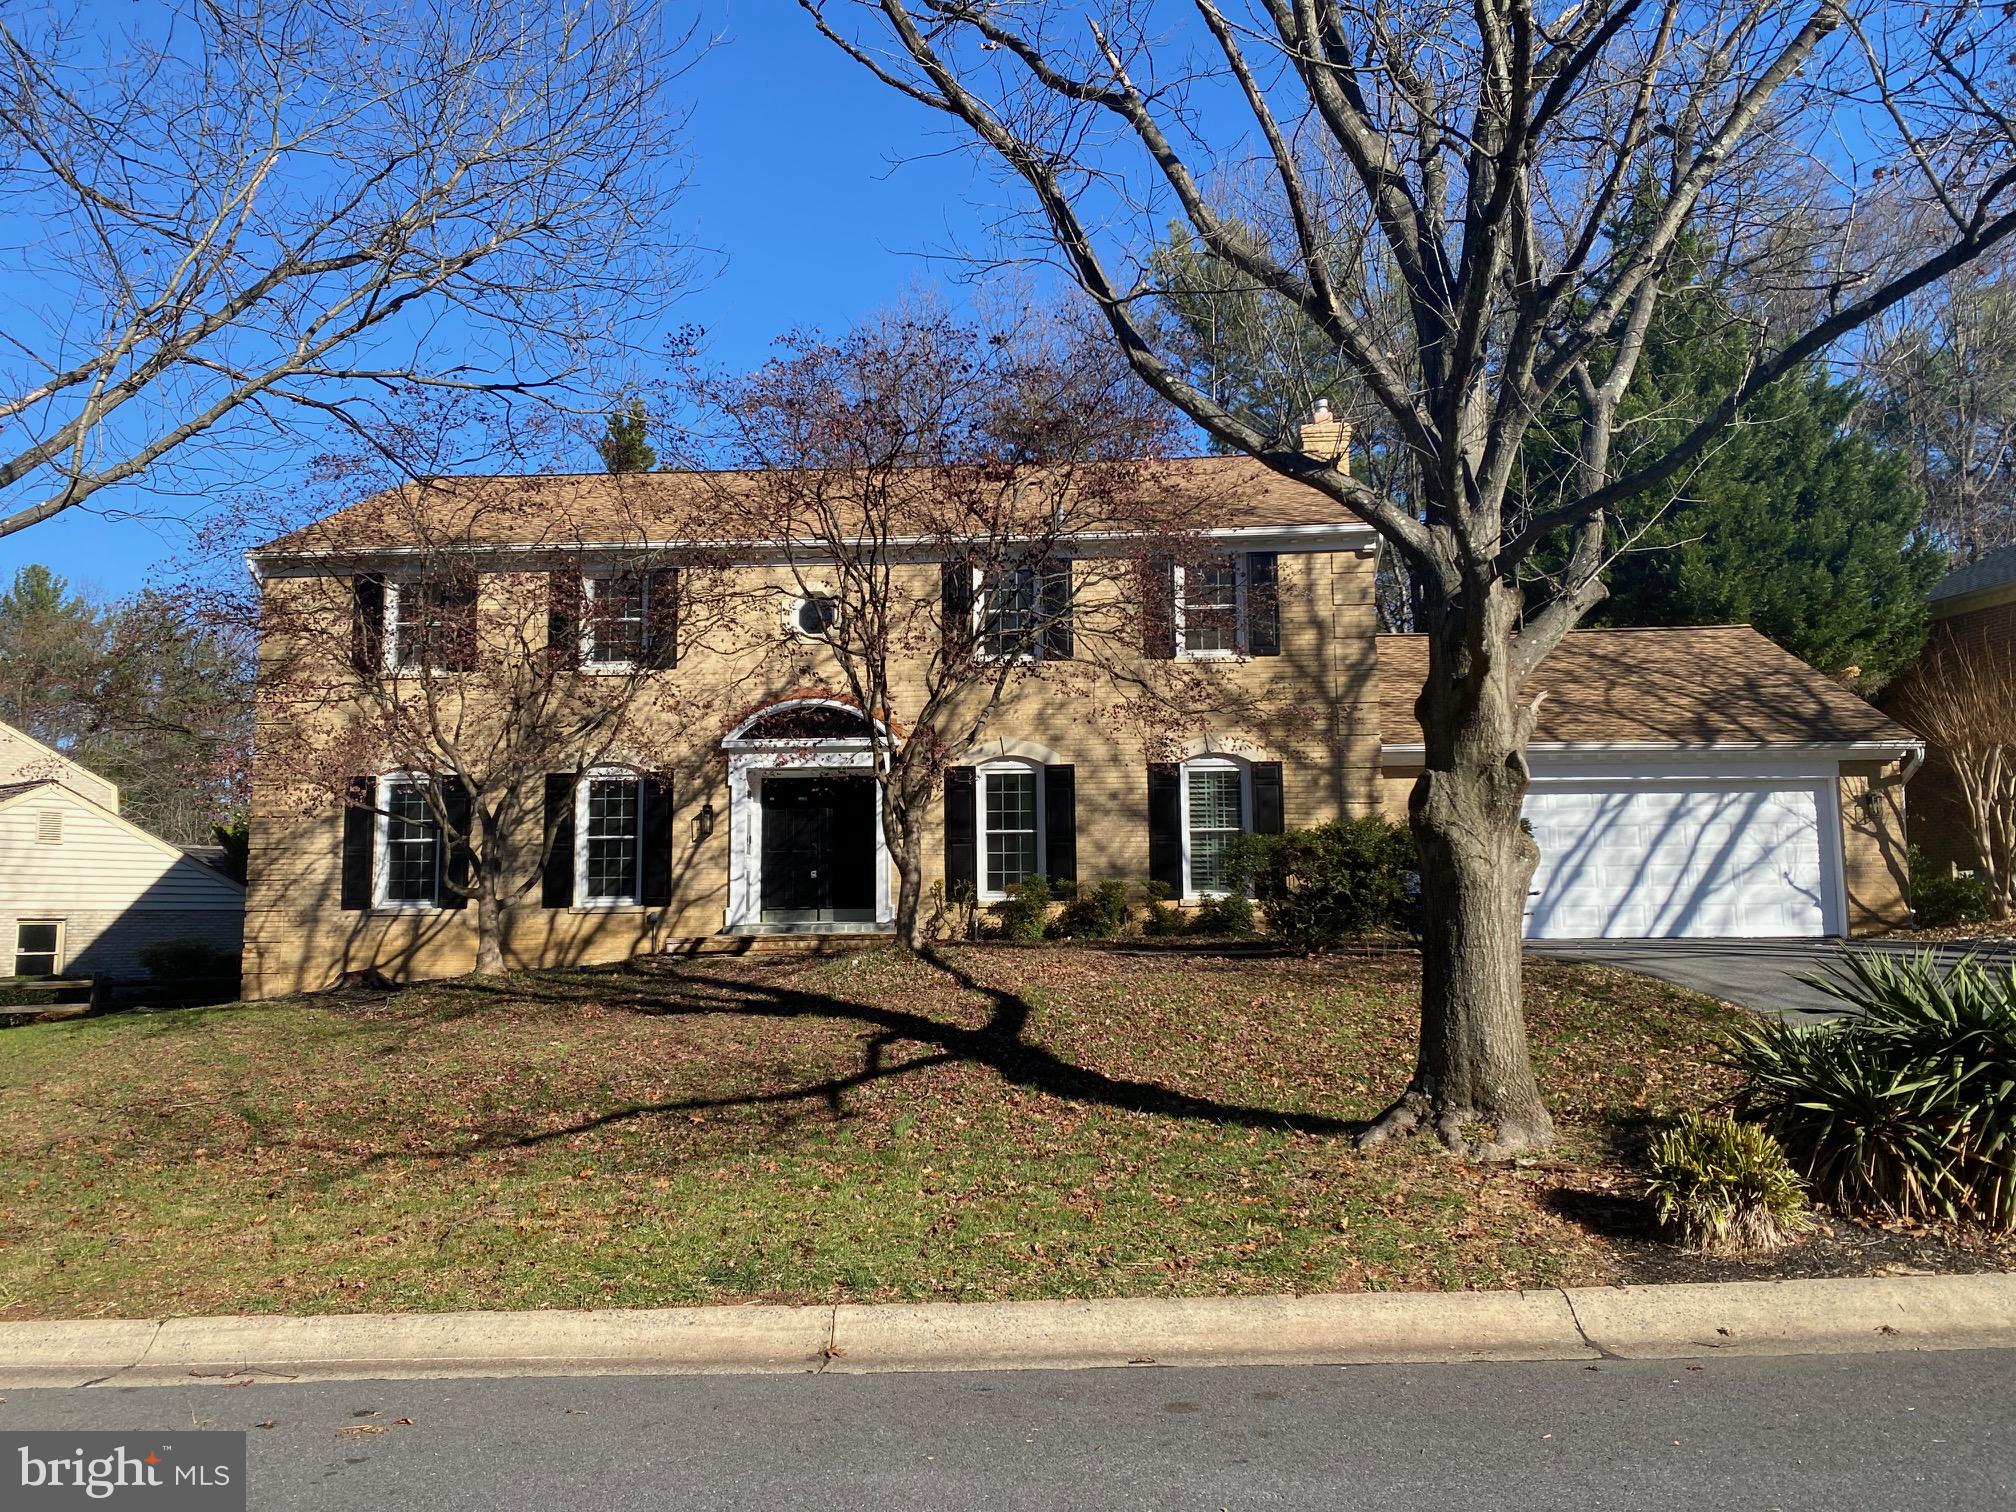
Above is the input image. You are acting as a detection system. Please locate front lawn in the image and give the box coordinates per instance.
[0,945,1747,1317]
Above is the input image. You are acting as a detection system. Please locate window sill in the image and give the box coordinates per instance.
[572,902,647,914]
[580,661,643,675]
[370,902,444,915]
[1176,649,1245,662]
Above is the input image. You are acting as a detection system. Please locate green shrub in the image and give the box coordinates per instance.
[1910,849,1989,929]
[1645,1112,1814,1255]
[1230,818,1418,951]
[1141,879,1185,936]
[994,875,1052,943]
[1191,891,1255,935]
[1732,951,2016,1230]
[1054,879,1130,939]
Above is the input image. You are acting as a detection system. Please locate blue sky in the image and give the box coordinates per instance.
[0,4,1008,600]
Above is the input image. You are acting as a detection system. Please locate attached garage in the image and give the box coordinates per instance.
[1377,628,1925,940]
[1520,763,1838,940]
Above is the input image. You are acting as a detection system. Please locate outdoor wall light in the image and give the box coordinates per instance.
[694,801,716,842]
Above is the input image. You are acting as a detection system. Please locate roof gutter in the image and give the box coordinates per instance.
[1380,739,1928,767]
[245,520,1378,576]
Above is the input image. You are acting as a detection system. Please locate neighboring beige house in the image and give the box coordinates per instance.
[241,444,1918,998]
[0,722,244,984]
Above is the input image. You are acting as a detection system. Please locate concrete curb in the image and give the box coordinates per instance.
[0,1275,2010,1388]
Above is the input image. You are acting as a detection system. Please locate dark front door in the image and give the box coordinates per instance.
[759,774,877,922]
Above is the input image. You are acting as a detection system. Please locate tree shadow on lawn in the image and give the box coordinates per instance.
[392,944,1360,1161]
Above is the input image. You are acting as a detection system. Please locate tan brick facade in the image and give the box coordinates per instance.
[243,545,1384,997]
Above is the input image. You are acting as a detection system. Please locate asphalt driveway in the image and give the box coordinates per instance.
[1528,938,2016,1020]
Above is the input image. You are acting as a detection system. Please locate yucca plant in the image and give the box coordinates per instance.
[1645,1113,1814,1255]
[1730,951,2016,1231]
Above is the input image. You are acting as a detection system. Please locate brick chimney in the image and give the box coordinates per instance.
[1298,399,1351,472]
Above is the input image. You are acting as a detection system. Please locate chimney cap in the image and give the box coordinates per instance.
[1311,398,1333,423]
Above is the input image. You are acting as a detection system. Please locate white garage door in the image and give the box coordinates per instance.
[1522,779,1836,940]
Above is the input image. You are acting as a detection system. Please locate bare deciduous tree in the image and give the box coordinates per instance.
[0,0,692,540]
[223,414,738,977]
[684,307,1269,948]
[805,0,2016,1155]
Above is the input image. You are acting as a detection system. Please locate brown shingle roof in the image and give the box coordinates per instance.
[256,455,1364,557]
[1376,627,1919,748]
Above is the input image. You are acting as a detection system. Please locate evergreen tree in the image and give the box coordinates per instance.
[0,565,102,744]
[1524,216,1943,686]
[597,396,658,473]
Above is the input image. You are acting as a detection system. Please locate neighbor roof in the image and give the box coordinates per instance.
[1929,542,2016,607]
[1376,627,1919,749]
[253,455,1367,559]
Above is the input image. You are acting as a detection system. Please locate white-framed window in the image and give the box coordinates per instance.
[1182,758,1250,897]
[13,919,63,977]
[386,576,477,672]
[375,776,442,908]
[978,761,1044,900]
[576,770,644,906]
[583,572,649,669]
[976,563,1042,661]
[1176,556,1245,658]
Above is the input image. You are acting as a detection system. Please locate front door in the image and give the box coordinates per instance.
[759,774,877,923]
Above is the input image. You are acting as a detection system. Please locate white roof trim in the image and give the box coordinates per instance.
[1380,738,1925,767]
[246,520,1376,578]
[0,781,246,894]
[0,717,120,811]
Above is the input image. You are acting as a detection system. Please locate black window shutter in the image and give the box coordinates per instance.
[441,572,481,671]
[548,568,582,670]
[1147,763,1183,895]
[1040,560,1074,660]
[542,773,576,908]
[351,575,386,675]
[1044,764,1076,884]
[943,766,977,903]
[339,775,375,910]
[646,568,679,669]
[941,562,974,660]
[1248,553,1281,657]
[641,772,676,906]
[439,776,472,910]
[1142,558,1176,659]
[1252,761,1285,835]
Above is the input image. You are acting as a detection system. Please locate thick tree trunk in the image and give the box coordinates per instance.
[1360,592,1555,1159]
[881,788,929,950]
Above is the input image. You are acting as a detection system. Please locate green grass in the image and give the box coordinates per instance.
[0,945,1742,1318]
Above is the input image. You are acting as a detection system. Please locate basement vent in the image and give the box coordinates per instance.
[34,809,62,845]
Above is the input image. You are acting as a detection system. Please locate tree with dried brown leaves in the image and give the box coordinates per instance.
[682,308,1276,948]
[1892,640,2016,920]
[806,0,2016,1156]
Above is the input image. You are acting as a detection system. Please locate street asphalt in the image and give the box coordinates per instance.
[2,1348,2011,1511]
[1528,937,2016,1019]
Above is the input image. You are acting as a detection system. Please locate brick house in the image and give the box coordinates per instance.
[1888,544,2016,877]
[241,442,1918,997]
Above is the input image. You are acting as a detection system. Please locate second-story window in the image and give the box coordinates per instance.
[583,573,649,668]
[1176,557,1245,658]
[577,772,643,905]
[978,564,1041,660]
[387,576,477,672]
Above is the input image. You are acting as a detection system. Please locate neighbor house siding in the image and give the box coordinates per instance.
[0,725,118,810]
[0,787,245,984]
